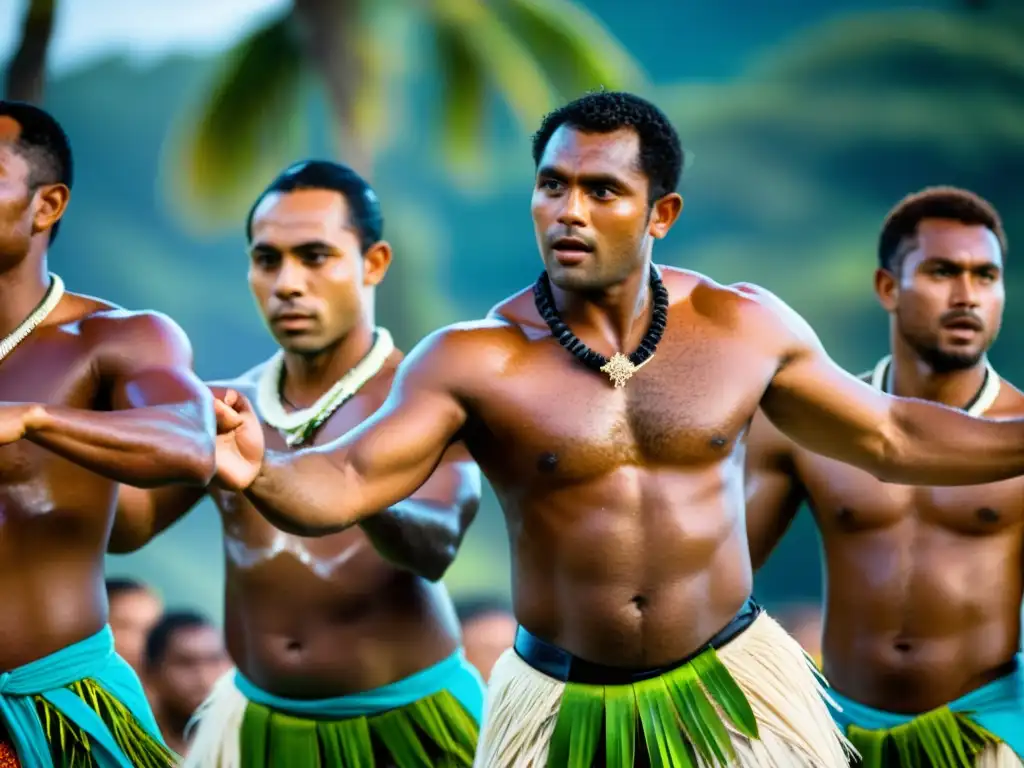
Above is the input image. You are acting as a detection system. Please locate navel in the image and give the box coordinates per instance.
[709,435,728,449]
[976,507,1000,524]
[537,452,559,473]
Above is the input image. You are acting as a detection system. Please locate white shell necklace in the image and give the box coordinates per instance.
[870,354,1000,417]
[256,327,395,447]
[0,273,65,364]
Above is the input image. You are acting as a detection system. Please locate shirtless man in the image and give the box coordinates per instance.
[111,160,485,768]
[210,92,1024,767]
[746,187,1024,767]
[0,100,215,767]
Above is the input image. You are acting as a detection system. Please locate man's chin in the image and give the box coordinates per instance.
[920,346,985,373]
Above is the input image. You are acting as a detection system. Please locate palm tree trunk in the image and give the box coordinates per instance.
[4,0,57,103]
[291,0,373,177]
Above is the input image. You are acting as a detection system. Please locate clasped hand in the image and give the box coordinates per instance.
[212,389,265,491]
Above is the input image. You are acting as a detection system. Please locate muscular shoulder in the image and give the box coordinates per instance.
[399,316,520,394]
[73,304,193,370]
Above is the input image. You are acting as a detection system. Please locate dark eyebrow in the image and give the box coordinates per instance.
[921,256,1000,272]
[536,166,632,190]
[250,239,335,253]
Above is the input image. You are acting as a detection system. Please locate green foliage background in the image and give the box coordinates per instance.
[4,0,1021,618]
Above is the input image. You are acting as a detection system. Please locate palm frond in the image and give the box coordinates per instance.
[164,12,307,228]
[433,19,488,174]
[497,0,646,97]
[749,9,1024,84]
[429,0,558,136]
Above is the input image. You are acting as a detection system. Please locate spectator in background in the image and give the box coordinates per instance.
[144,611,230,756]
[455,596,516,682]
[106,576,163,675]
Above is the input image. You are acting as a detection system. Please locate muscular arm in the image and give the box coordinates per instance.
[358,442,481,581]
[749,286,1024,485]
[108,484,207,554]
[23,311,216,487]
[245,327,473,537]
[744,409,807,570]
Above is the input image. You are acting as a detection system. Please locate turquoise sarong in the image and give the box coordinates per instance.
[829,654,1024,766]
[0,625,174,767]
[234,648,484,767]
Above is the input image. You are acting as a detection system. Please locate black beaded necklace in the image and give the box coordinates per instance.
[532,264,669,388]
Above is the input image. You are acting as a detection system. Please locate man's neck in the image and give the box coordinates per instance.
[886,340,990,410]
[155,709,188,754]
[551,262,652,350]
[0,252,49,339]
[279,322,376,409]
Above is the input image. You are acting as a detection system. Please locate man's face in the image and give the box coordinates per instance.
[148,625,230,719]
[109,589,162,673]
[0,119,35,264]
[461,611,517,682]
[247,189,389,356]
[877,218,1004,372]
[531,126,680,292]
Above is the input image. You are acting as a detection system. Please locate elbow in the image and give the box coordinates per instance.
[420,544,458,582]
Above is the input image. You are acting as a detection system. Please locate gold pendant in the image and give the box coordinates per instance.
[600,353,653,389]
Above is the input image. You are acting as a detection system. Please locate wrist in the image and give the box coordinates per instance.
[21,403,51,436]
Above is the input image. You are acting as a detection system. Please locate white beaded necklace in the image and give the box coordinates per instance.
[0,273,65,364]
[870,354,1000,417]
[256,327,394,447]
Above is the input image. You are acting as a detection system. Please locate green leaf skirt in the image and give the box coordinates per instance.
[545,646,759,768]
[847,707,1004,768]
[30,678,177,767]
[237,688,479,768]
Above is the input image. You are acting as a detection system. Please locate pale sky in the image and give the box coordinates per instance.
[0,0,289,73]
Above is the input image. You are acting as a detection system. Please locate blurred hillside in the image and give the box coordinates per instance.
[4,0,1021,619]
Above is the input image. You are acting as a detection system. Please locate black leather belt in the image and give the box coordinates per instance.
[514,596,762,685]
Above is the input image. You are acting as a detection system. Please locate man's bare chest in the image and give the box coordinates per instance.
[796,450,1024,536]
[467,336,773,481]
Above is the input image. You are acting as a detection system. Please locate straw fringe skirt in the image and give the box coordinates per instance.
[977,744,1024,767]
[182,670,247,768]
[473,612,854,767]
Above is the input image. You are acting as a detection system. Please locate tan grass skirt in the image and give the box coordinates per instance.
[473,612,855,767]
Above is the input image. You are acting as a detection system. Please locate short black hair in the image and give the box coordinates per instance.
[454,595,513,625]
[245,160,383,251]
[0,100,74,242]
[878,186,1007,272]
[106,576,150,599]
[531,91,683,203]
[144,610,213,668]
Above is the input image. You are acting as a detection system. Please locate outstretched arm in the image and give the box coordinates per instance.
[23,311,216,487]
[233,328,474,536]
[751,287,1024,485]
[744,409,808,570]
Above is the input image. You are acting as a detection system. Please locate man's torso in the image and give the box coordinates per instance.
[0,293,136,670]
[790,372,1024,712]
[454,267,787,667]
[210,359,461,699]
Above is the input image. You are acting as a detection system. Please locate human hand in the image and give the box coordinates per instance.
[212,390,265,491]
[0,403,41,445]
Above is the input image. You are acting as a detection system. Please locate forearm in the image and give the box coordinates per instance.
[884,399,1024,485]
[359,499,466,581]
[25,403,215,487]
[243,448,371,536]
